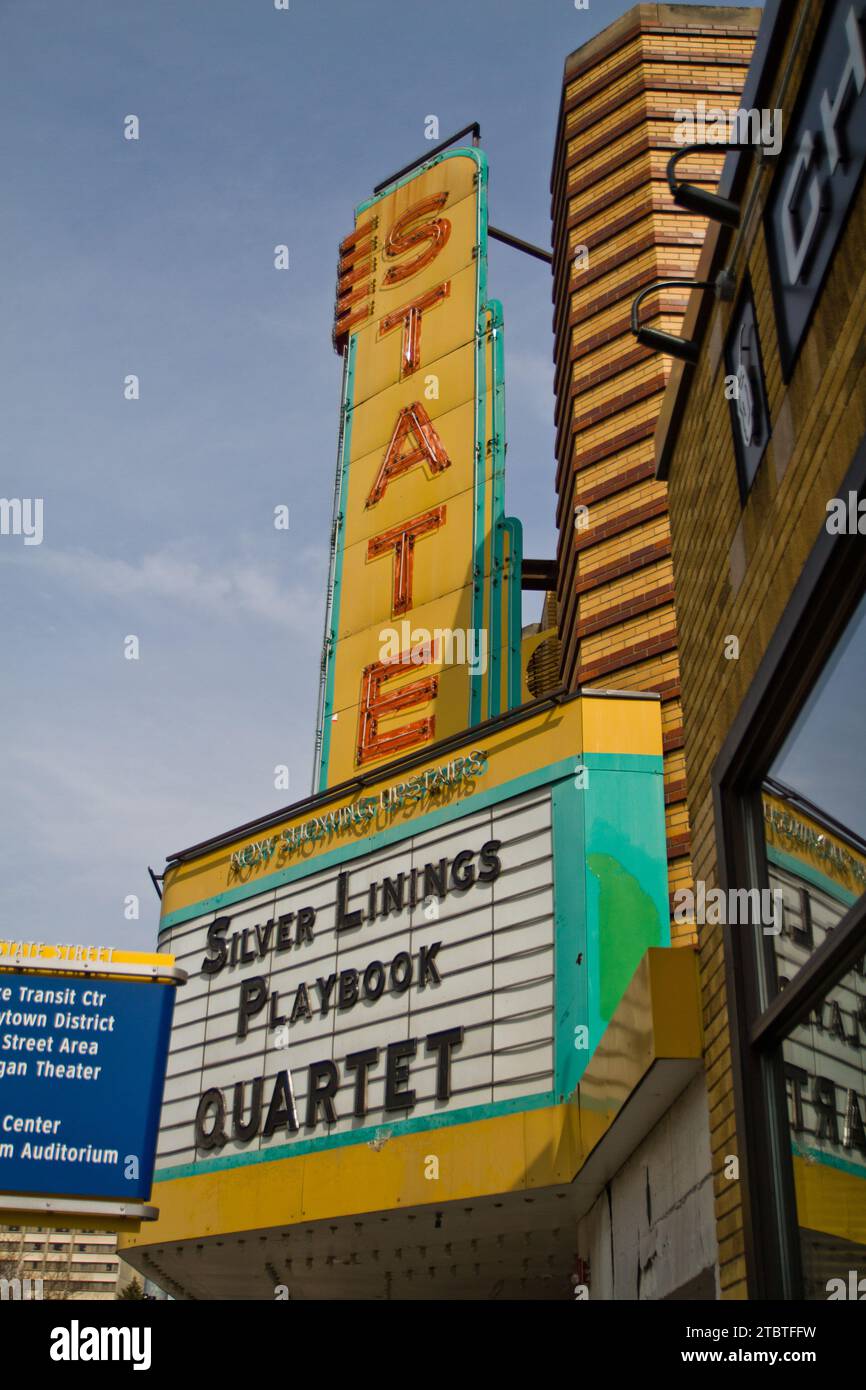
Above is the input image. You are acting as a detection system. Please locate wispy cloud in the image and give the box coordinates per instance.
[4,542,328,631]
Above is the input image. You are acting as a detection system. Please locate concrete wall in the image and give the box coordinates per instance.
[576,1074,718,1300]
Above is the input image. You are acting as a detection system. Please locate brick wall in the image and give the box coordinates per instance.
[550,4,759,944]
[657,0,866,1298]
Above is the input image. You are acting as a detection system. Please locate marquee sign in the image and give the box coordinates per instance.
[148,694,669,1188]
[228,750,488,877]
[317,147,522,791]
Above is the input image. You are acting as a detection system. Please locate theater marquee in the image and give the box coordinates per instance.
[133,693,669,1237]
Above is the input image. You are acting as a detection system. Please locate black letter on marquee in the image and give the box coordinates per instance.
[276,912,295,952]
[237,976,268,1039]
[423,858,448,902]
[362,960,386,1000]
[426,1027,463,1101]
[390,951,413,993]
[295,906,316,945]
[339,968,359,1009]
[336,871,363,931]
[784,1063,808,1131]
[381,874,405,916]
[385,1039,417,1112]
[290,982,313,1024]
[418,942,441,988]
[450,849,476,891]
[263,1071,300,1137]
[477,839,502,882]
[255,920,275,959]
[306,1060,339,1128]
[201,917,230,976]
[232,1076,264,1142]
[346,1047,379,1119]
[844,1088,866,1154]
[195,1088,227,1150]
[814,1075,839,1144]
[315,974,337,1015]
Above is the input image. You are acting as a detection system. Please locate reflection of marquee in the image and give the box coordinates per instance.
[767,787,866,1172]
[778,882,866,1172]
[764,792,866,895]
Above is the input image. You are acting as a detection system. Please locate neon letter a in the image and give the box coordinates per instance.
[366,401,451,507]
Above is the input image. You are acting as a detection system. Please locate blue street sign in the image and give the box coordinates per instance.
[0,971,175,1201]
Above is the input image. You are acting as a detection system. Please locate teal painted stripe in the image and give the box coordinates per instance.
[584,751,661,774]
[160,751,666,932]
[552,777,587,1101]
[486,300,505,721]
[316,334,357,791]
[160,753,664,931]
[503,516,523,710]
[355,146,485,216]
[469,160,489,728]
[791,1140,866,1182]
[550,757,668,1096]
[155,1088,555,1183]
[766,845,860,909]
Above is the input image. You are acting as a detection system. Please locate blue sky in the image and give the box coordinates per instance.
[0,0,761,952]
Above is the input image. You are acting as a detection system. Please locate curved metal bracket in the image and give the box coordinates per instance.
[629,278,720,363]
[667,144,742,227]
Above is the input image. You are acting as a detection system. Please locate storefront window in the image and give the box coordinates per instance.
[781,951,866,1298]
[753,591,866,1296]
[763,592,866,997]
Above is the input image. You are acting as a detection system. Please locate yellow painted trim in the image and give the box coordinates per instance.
[582,695,663,759]
[160,694,663,920]
[0,943,174,971]
[120,945,698,1254]
[578,946,702,1134]
[792,1154,866,1246]
[121,1104,583,1249]
[763,791,866,900]
[0,1211,148,1236]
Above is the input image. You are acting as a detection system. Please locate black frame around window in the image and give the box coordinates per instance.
[724,274,771,502]
[711,437,866,1300]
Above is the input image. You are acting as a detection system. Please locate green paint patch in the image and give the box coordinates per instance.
[588,852,663,1021]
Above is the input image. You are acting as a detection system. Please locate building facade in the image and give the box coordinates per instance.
[0,1225,121,1300]
[118,118,717,1300]
[118,0,866,1302]
[654,0,866,1298]
[550,3,760,940]
[546,1,760,1300]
